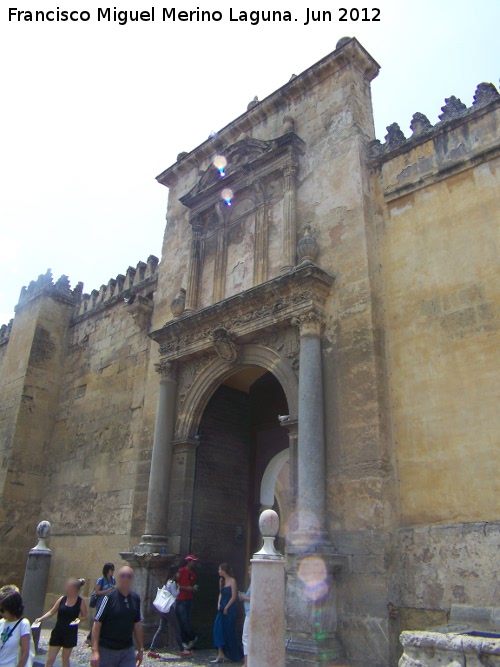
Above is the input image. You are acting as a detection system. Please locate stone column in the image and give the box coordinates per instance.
[248,510,286,667]
[22,521,52,650]
[282,419,298,512]
[292,309,327,545]
[167,438,200,556]
[281,162,298,273]
[140,359,177,551]
[253,180,268,284]
[184,218,203,313]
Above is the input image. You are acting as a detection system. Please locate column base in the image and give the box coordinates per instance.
[285,549,349,667]
[288,531,331,551]
[136,535,170,554]
[286,635,346,666]
[120,549,177,644]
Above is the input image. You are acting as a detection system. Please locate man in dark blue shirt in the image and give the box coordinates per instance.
[91,566,143,667]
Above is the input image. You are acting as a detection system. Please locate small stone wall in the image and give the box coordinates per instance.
[399,630,500,666]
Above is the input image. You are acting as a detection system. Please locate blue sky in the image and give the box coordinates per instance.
[1,0,499,323]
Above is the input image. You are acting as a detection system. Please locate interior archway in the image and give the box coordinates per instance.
[187,365,291,647]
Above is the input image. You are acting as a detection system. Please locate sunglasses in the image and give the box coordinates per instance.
[118,574,134,579]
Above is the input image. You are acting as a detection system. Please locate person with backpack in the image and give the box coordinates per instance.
[0,590,35,667]
[87,564,115,644]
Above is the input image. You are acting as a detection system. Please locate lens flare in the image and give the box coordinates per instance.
[297,556,329,601]
[213,155,227,177]
[221,188,233,206]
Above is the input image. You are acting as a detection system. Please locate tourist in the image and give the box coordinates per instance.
[210,563,243,664]
[238,565,252,666]
[87,563,115,643]
[148,566,192,659]
[175,555,199,650]
[93,564,116,610]
[35,578,87,667]
[0,590,35,667]
[91,566,143,667]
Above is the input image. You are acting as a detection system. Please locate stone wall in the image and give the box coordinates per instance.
[0,261,159,596]
[0,277,77,584]
[41,283,158,600]
[371,84,500,654]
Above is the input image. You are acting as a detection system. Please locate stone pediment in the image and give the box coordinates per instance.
[149,263,333,360]
[180,132,305,211]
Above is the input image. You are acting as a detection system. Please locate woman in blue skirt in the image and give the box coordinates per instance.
[210,563,243,664]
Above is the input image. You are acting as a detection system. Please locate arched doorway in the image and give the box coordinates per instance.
[187,366,290,646]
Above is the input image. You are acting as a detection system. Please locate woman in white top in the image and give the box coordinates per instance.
[148,566,191,659]
[0,591,34,667]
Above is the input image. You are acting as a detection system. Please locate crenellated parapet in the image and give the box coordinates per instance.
[370,80,500,161]
[74,255,159,321]
[16,269,83,312]
[0,319,13,346]
[12,255,159,327]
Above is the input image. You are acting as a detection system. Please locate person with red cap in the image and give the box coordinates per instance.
[175,555,199,650]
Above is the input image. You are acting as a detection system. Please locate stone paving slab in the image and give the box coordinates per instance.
[35,630,224,667]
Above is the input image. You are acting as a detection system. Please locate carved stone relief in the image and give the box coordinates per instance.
[210,327,238,362]
[176,353,214,409]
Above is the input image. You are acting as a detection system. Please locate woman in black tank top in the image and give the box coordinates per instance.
[35,579,88,667]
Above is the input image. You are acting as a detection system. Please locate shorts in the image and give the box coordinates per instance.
[49,625,78,648]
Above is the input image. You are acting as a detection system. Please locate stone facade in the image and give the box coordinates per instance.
[0,38,498,667]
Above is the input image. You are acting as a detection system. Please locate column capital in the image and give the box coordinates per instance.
[280,418,298,437]
[154,359,177,381]
[291,308,326,337]
[283,161,299,181]
[190,215,203,235]
[172,437,200,453]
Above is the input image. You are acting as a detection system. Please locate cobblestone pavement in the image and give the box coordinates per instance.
[35,630,223,667]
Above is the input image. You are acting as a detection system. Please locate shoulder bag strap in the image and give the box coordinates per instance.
[0,618,23,651]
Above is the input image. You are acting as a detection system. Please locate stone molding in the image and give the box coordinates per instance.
[180,133,305,213]
[150,263,333,361]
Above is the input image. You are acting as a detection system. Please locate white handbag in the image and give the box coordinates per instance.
[153,586,175,613]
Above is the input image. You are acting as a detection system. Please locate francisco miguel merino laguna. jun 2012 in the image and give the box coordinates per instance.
[8,6,381,25]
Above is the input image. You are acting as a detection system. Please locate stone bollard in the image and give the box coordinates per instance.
[248,510,286,667]
[21,521,52,650]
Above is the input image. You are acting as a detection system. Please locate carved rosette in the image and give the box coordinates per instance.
[291,308,326,337]
[154,359,177,381]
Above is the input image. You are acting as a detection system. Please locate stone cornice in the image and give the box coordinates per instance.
[180,133,305,213]
[150,263,334,360]
[156,38,379,188]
